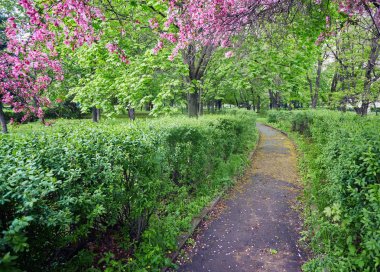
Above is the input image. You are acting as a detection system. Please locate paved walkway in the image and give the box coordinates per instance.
[177,123,306,272]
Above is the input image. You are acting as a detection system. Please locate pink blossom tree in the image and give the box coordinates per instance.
[0,0,103,133]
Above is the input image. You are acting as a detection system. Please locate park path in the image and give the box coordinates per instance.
[177,123,306,272]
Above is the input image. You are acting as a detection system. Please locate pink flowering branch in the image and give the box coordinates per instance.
[0,0,104,127]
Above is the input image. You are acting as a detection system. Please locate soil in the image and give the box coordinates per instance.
[175,123,306,272]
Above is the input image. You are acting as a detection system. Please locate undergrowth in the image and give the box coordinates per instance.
[266,110,380,272]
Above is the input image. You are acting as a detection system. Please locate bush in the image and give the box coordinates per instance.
[267,110,292,124]
[0,111,257,271]
[268,110,380,272]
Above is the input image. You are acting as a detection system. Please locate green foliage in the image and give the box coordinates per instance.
[267,110,292,124]
[0,110,258,271]
[268,110,380,271]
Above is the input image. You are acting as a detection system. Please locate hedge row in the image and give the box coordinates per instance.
[268,110,380,272]
[0,110,257,271]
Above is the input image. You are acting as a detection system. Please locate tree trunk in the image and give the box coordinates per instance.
[275,92,281,109]
[188,92,199,117]
[183,44,214,118]
[256,95,261,113]
[92,107,100,122]
[207,102,212,113]
[0,102,8,134]
[269,90,274,109]
[308,59,323,109]
[198,89,203,116]
[216,100,222,111]
[360,101,369,116]
[128,108,135,121]
[359,35,380,115]
[39,117,46,126]
[312,59,323,109]
[145,102,153,111]
[373,102,378,116]
[234,93,239,107]
[329,72,338,107]
[269,90,280,109]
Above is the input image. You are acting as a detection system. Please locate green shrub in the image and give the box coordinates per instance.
[0,111,257,271]
[267,110,293,124]
[268,110,380,272]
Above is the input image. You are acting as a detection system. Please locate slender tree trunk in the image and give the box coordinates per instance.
[307,59,323,109]
[256,95,261,113]
[307,73,313,104]
[0,102,8,134]
[360,36,380,115]
[39,117,46,125]
[312,59,323,108]
[234,94,239,107]
[329,72,338,107]
[269,90,273,109]
[92,107,100,122]
[373,102,378,116]
[128,108,135,121]
[275,92,281,109]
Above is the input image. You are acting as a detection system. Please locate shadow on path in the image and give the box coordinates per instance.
[177,123,306,272]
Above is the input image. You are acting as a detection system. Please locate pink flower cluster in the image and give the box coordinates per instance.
[106,43,130,64]
[162,0,380,52]
[0,0,103,120]
[160,0,282,59]
[149,18,160,29]
[225,51,234,58]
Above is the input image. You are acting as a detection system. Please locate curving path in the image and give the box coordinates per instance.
[177,123,306,272]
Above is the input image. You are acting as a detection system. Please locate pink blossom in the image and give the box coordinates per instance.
[225,51,234,58]
[149,18,159,29]
[106,43,118,53]
[152,41,164,55]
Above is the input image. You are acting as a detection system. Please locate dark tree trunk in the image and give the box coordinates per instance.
[39,117,46,126]
[145,102,153,111]
[188,92,199,117]
[92,107,100,122]
[234,93,239,107]
[183,44,214,117]
[360,101,370,116]
[359,35,380,115]
[207,102,212,113]
[269,90,273,109]
[329,72,338,107]
[0,102,8,134]
[256,95,261,113]
[269,90,280,109]
[308,59,323,109]
[216,100,222,111]
[312,59,323,108]
[128,108,135,121]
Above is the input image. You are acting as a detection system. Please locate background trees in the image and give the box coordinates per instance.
[1,0,380,133]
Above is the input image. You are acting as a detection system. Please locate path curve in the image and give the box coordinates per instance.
[177,123,306,272]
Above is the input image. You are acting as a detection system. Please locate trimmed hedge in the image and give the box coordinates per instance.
[268,110,380,272]
[0,110,257,271]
